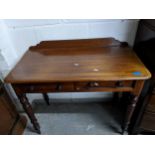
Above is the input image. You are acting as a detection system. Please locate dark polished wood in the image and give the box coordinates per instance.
[0,82,27,135]
[132,78,155,134]
[5,38,150,83]
[122,95,138,134]
[131,20,155,134]
[4,38,151,134]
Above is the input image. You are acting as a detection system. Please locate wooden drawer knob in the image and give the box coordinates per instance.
[89,82,99,87]
[30,86,34,91]
[76,87,80,91]
[57,83,62,91]
[116,81,123,87]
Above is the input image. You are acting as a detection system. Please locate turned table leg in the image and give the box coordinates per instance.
[122,80,145,134]
[122,95,138,134]
[42,93,50,105]
[18,94,41,134]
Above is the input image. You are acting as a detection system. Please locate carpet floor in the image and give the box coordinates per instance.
[24,99,125,135]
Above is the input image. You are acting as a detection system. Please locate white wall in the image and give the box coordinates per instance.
[0,20,17,78]
[0,19,139,103]
[3,19,139,70]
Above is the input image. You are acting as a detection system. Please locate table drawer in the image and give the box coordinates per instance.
[13,83,74,93]
[74,81,133,91]
[13,81,134,94]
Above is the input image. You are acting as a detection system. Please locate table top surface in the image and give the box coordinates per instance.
[5,38,151,84]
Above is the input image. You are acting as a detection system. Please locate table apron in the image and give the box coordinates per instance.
[11,80,142,95]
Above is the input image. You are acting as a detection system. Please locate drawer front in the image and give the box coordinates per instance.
[13,83,74,94]
[74,81,133,92]
[13,81,134,94]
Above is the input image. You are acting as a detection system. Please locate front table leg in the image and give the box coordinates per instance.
[122,95,138,134]
[122,80,144,134]
[18,94,41,134]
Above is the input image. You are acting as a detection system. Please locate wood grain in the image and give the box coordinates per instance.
[5,38,151,84]
[4,38,151,134]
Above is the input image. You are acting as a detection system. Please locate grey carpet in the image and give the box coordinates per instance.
[24,99,125,135]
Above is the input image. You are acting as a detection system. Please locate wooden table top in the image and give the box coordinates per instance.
[5,38,151,84]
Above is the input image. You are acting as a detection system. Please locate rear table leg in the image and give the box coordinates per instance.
[43,93,50,105]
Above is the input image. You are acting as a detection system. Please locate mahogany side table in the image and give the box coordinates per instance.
[4,38,151,134]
